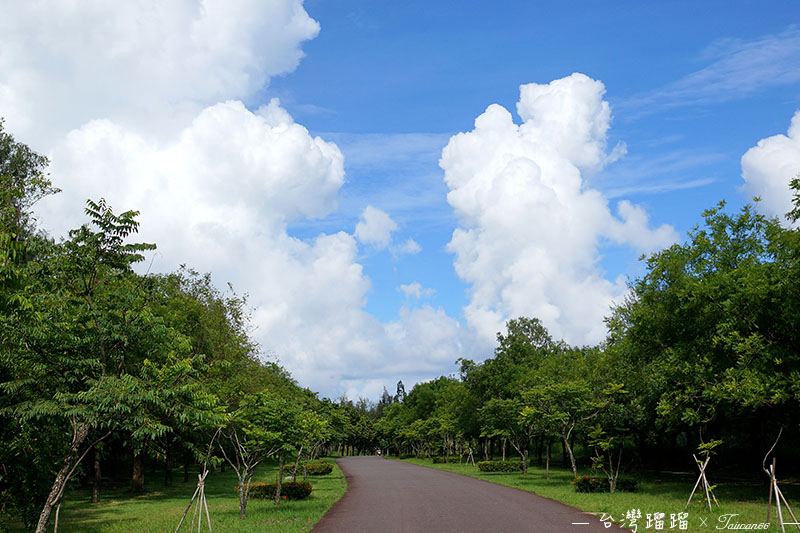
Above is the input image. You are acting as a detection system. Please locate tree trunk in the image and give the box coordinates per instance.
[563,432,578,477]
[521,449,529,475]
[35,423,90,533]
[292,445,304,481]
[131,452,145,493]
[274,456,285,505]
[183,450,190,483]
[537,436,544,466]
[238,474,250,519]
[92,447,101,503]
[502,438,506,461]
[545,439,551,480]
[164,448,173,488]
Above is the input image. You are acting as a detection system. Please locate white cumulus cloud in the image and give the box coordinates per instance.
[355,205,398,249]
[0,0,320,145]
[3,1,467,400]
[398,282,435,299]
[741,110,800,226]
[441,73,678,347]
[395,238,422,255]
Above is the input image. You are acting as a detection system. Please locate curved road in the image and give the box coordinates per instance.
[314,457,624,532]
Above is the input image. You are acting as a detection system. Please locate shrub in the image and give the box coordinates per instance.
[235,480,313,500]
[432,456,455,464]
[303,460,334,476]
[571,476,638,493]
[477,460,522,473]
[281,480,313,500]
[616,478,638,493]
[397,453,414,459]
[571,476,605,493]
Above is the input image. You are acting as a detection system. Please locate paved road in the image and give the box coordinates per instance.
[313,457,625,532]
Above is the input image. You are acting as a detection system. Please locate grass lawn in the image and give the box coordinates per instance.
[17,460,346,533]
[395,457,800,532]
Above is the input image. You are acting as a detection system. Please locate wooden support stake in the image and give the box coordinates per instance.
[769,457,776,522]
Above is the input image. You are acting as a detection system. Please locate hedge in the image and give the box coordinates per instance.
[237,480,313,500]
[571,476,637,493]
[303,460,334,476]
[476,460,523,472]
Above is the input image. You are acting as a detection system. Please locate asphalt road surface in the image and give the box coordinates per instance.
[313,456,625,532]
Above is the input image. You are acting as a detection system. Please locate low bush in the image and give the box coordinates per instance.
[616,478,638,492]
[572,476,604,493]
[397,453,414,459]
[571,476,638,493]
[303,460,334,476]
[236,480,313,500]
[432,456,455,464]
[477,460,522,472]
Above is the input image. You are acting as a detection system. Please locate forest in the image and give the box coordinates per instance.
[2,118,800,531]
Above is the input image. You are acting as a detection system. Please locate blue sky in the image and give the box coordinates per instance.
[3,1,799,399]
[273,2,800,323]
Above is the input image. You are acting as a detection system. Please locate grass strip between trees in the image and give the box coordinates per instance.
[396,457,800,532]
[12,462,347,533]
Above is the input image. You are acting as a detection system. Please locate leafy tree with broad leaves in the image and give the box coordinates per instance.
[219,391,300,518]
[1,197,219,533]
[521,347,614,478]
[480,397,537,473]
[608,201,800,436]
[0,120,62,528]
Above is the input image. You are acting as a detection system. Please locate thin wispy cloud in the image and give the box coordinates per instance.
[620,28,800,117]
[593,149,726,198]
[604,177,717,199]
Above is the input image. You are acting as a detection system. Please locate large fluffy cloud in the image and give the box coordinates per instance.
[741,110,800,226]
[441,73,678,347]
[0,0,320,145]
[2,1,465,399]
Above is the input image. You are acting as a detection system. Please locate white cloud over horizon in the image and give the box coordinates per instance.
[441,73,679,348]
[1,0,467,401]
[2,4,697,401]
[741,110,800,227]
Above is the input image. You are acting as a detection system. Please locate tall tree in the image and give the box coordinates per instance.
[2,199,217,532]
[607,201,800,445]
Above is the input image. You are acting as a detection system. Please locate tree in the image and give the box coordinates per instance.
[0,122,61,528]
[219,391,298,519]
[0,118,58,241]
[480,397,537,473]
[788,175,800,224]
[1,199,218,532]
[394,380,406,403]
[610,202,800,434]
[522,347,611,477]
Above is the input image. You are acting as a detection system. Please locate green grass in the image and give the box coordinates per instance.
[20,460,346,533]
[395,457,800,532]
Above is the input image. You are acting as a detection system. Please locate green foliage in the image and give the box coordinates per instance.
[239,480,313,500]
[697,439,723,457]
[572,475,636,493]
[303,460,334,475]
[572,476,605,493]
[788,174,800,223]
[0,118,58,240]
[608,201,800,431]
[477,460,522,472]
